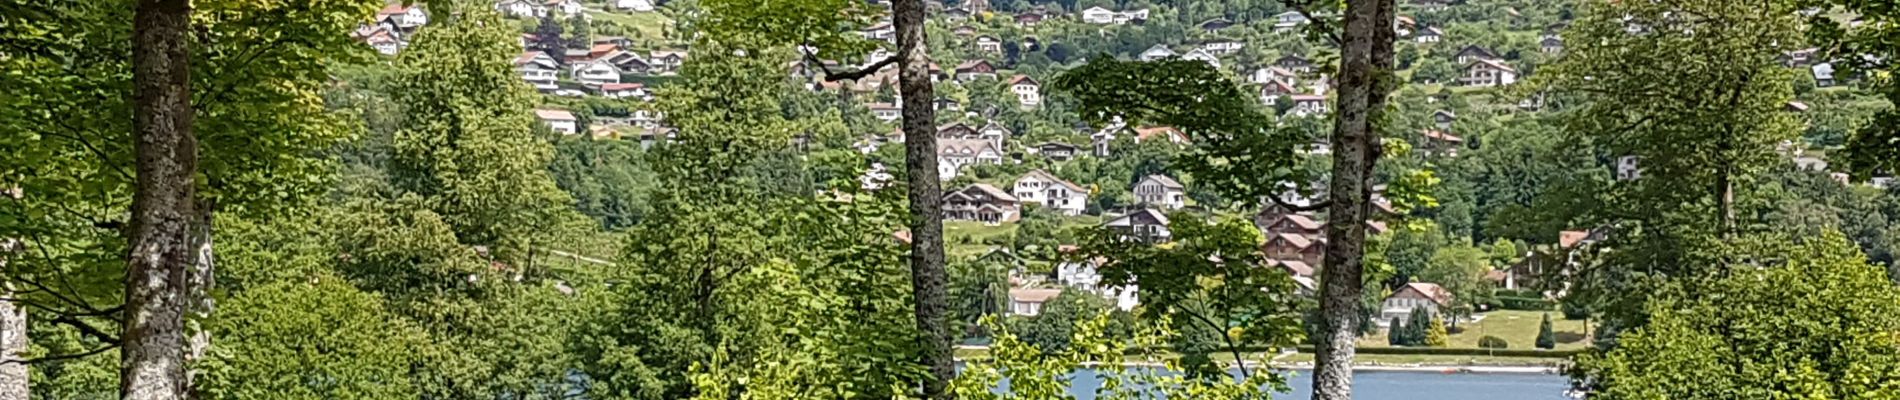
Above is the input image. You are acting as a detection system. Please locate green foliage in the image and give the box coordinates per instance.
[549,137,660,230]
[1807,0,1900,179]
[955,313,1291,400]
[1010,290,1116,353]
[1477,335,1509,349]
[1420,242,1494,320]
[197,277,427,400]
[1423,318,1450,347]
[1534,313,1555,350]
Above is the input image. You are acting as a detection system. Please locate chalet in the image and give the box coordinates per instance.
[943,183,1021,224]
[1264,232,1325,265]
[953,25,979,37]
[1289,94,1329,116]
[360,28,405,55]
[1259,213,1324,237]
[1081,6,1117,24]
[1055,256,1139,311]
[1016,12,1046,27]
[868,103,902,122]
[615,0,655,11]
[649,50,688,73]
[1275,54,1315,73]
[975,35,1003,53]
[535,109,578,134]
[569,59,623,87]
[1415,26,1444,43]
[1260,79,1298,105]
[376,4,429,28]
[937,138,1004,180]
[1105,208,1171,242]
[513,52,560,90]
[1432,110,1456,129]
[1014,169,1090,216]
[935,122,979,140]
[1009,288,1064,316]
[955,59,998,81]
[1009,75,1041,107]
[495,0,547,18]
[587,43,623,59]
[545,0,583,16]
[1381,283,1453,326]
[1272,259,1315,278]
[861,22,896,42]
[1133,175,1187,210]
[1540,36,1564,53]
[943,7,972,21]
[1139,44,1178,62]
[1252,66,1298,86]
[1033,142,1080,161]
[1460,59,1518,87]
[1273,11,1308,32]
[598,83,648,100]
[1200,18,1234,32]
[1201,39,1245,55]
[599,50,650,74]
[1421,129,1464,156]
[979,120,1013,147]
[1181,48,1221,68]
[1454,45,1500,64]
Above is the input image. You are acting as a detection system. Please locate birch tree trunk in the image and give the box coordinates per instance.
[890,0,953,397]
[124,0,196,398]
[1309,0,1397,397]
[0,266,25,400]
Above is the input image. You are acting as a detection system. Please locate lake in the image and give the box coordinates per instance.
[1055,369,1572,399]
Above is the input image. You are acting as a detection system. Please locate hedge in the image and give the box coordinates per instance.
[1293,345,1584,358]
[1493,296,1556,311]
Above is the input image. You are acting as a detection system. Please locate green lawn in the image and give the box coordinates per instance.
[587,10,672,44]
[943,215,1103,260]
[1358,310,1593,351]
[1274,352,1570,367]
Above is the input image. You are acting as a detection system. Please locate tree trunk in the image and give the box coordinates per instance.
[891,0,953,398]
[0,267,26,400]
[184,210,215,400]
[1309,0,1396,397]
[125,0,196,398]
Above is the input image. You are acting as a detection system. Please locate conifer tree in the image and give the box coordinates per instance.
[1536,313,1556,349]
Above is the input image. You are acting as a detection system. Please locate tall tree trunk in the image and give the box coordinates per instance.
[0,264,25,400]
[125,0,196,398]
[183,209,215,400]
[891,0,953,398]
[1309,0,1396,397]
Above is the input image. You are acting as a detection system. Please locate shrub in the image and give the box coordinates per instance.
[1387,317,1406,346]
[1494,296,1556,311]
[1478,336,1509,349]
[1535,313,1557,349]
[1560,297,1592,320]
[1424,318,1449,347]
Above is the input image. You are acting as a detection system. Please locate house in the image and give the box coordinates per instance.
[1540,37,1564,53]
[1016,12,1046,27]
[868,103,902,122]
[513,52,560,90]
[1252,66,1298,86]
[377,4,429,28]
[360,28,406,55]
[1014,169,1090,216]
[1259,213,1324,237]
[1009,75,1041,107]
[1460,59,1517,87]
[1033,142,1079,161]
[535,109,578,134]
[1421,129,1464,156]
[1181,48,1221,68]
[1201,39,1245,55]
[1264,231,1326,266]
[1114,9,1150,24]
[1275,54,1314,73]
[979,120,1012,148]
[1782,48,1821,67]
[495,0,547,18]
[934,97,962,112]
[943,183,1022,224]
[636,126,676,149]
[598,83,648,99]
[1432,110,1456,129]
[974,35,1003,53]
[570,59,623,87]
[861,22,896,43]
[937,138,1004,180]
[561,49,593,64]
[1415,26,1444,43]
[953,24,979,37]
[943,7,971,21]
[1380,282,1453,327]
[1273,11,1308,32]
[1105,208,1172,242]
[545,0,583,16]
[588,43,622,59]
[1260,79,1298,105]
[1139,44,1178,62]
[1132,126,1189,145]
[936,121,1008,150]
[1199,18,1234,32]
[954,59,998,81]
[1081,6,1117,24]
[1289,94,1329,116]
[1813,63,1837,87]
[1617,156,1642,181]
[649,50,688,73]
[1454,45,1500,64]
[599,50,650,74]
[1055,256,1139,311]
[615,0,655,11]
[1133,175,1187,209]
[1009,288,1064,316]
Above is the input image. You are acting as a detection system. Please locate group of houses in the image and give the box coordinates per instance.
[513,37,686,96]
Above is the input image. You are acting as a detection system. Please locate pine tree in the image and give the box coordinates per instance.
[533,13,566,60]
[1405,306,1433,346]
[1535,313,1556,349]
[1386,317,1406,346]
[1424,317,1449,347]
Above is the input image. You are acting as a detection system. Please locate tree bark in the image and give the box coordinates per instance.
[125,0,196,398]
[891,0,953,398]
[0,262,26,400]
[1309,0,1396,397]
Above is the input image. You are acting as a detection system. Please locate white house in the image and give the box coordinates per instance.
[1273,11,1308,32]
[868,103,902,122]
[1139,44,1177,62]
[861,22,896,43]
[1013,169,1090,216]
[1081,6,1116,24]
[975,35,1003,53]
[1454,45,1500,64]
[546,0,584,16]
[535,109,578,134]
[615,0,655,11]
[1009,75,1041,107]
[649,50,688,73]
[1201,40,1245,55]
[1460,59,1518,87]
[361,28,405,55]
[570,59,622,87]
[938,138,1004,180]
[598,83,648,100]
[1617,155,1642,181]
[1105,208,1171,242]
[1114,9,1150,24]
[513,51,560,90]
[377,4,429,28]
[1260,79,1297,105]
[1055,257,1139,311]
[1181,48,1220,68]
[1290,94,1329,116]
[1252,66,1298,86]
[1380,282,1452,327]
[1009,288,1064,316]
[495,0,547,18]
[1134,175,1187,209]
[1416,26,1444,43]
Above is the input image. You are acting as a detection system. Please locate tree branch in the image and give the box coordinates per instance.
[0,343,118,366]
[49,313,122,345]
[799,42,898,82]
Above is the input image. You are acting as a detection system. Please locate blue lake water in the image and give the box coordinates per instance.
[1055,369,1571,399]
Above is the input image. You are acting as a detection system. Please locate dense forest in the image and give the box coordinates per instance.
[4,0,1900,398]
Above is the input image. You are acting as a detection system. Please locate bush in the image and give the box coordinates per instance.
[1535,313,1557,349]
[1560,299,1592,320]
[1424,318,1450,347]
[1478,336,1509,349]
[1386,317,1406,346]
[1494,296,1556,311]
